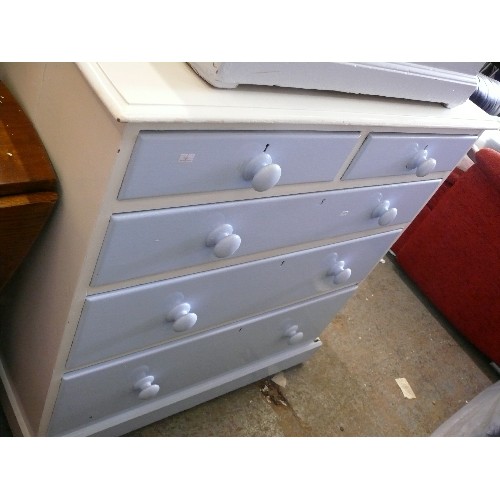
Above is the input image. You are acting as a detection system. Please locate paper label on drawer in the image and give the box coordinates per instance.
[178,153,196,163]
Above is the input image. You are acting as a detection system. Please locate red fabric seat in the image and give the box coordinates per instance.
[393,148,500,364]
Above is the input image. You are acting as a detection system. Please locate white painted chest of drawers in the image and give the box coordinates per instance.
[0,62,497,436]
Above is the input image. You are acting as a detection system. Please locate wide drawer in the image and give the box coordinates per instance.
[51,286,356,436]
[118,131,360,199]
[92,180,439,286]
[69,230,400,369]
[342,133,477,180]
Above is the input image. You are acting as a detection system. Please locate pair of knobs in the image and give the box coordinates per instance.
[371,200,398,226]
[407,150,437,177]
[166,268,354,338]
[243,152,282,192]
[242,149,436,191]
[206,202,399,261]
[206,223,241,259]
[133,322,308,401]
[166,257,354,337]
[328,260,352,285]
[134,375,160,400]
[167,302,198,333]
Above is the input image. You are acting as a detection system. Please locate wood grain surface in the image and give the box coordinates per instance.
[0,81,58,291]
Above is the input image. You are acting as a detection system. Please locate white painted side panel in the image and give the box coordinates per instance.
[0,63,125,434]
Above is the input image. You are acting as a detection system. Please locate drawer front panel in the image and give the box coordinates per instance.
[93,180,439,286]
[342,133,476,180]
[69,230,400,369]
[51,287,356,436]
[118,131,360,199]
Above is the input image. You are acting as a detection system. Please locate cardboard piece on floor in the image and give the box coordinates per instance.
[395,378,416,399]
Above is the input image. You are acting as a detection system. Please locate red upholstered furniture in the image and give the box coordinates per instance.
[393,148,500,365]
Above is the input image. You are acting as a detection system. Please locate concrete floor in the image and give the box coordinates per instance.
[0,253,497,437]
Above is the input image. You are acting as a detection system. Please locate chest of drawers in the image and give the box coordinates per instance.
[0,62,497,436]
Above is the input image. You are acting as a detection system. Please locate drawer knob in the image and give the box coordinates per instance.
[134,375,160,400]
[284,325,304,345]
[407,150,437,177]
[206,223,242,258]
[328,260,352,284]
[242,152,282,192]
[371,200,398,226]
[166,302,198,332]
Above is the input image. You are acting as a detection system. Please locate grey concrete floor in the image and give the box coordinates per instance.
[0,253,497,437]
[125,254,499,437]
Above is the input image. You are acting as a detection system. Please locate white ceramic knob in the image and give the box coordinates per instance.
[284,325,304,345]
[328,260,352,284]
[407,150,437,177]
[242,152,281,192]
[371,200,398,226]
[166,302,198,332]
[206,223,242,258]
[416,158,437,177]
[134,375,160,400]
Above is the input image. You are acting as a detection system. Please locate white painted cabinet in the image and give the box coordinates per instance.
[0,62,497,437]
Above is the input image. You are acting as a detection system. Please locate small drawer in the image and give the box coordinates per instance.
[50,286,356,436]
[69,230,400,369]
[92,180,440,286]
[118,131,360,199]
[342,133,477,180]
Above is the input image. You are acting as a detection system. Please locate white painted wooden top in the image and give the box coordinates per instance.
[77,62,500,131]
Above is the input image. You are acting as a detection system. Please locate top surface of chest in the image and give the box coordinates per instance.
[78,63,499,132]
